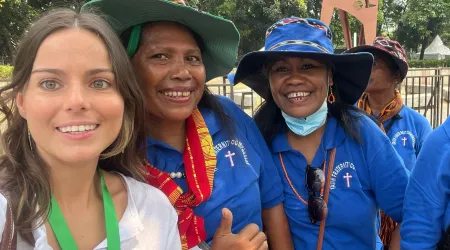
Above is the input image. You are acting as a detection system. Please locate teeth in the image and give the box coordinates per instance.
[163,91,191,98]
[287,92,311,98]
[58,125,97,133]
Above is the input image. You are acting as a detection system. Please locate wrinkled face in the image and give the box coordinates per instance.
[366,50,400,93]
[268,57,332,118]
[131,21,206,122]
[17,28,124,166]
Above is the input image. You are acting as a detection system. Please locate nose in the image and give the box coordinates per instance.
[63,81,90,112]
[286,72,306,86]
[169,57,192,81]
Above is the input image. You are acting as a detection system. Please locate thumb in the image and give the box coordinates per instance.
[215,208,233,235]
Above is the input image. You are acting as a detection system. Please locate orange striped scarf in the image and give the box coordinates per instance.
[357,90,403,126]
[357,90,403,248]
[145,108,216,250]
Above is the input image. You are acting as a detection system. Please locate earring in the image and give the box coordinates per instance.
[27,127,33,151]
[327,85,335,104]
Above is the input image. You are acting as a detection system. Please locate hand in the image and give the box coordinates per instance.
[209,208,268,250]
[389,224,401,250]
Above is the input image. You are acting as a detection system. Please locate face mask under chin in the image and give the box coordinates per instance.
[281,97,328,136]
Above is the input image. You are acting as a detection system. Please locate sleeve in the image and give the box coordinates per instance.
[216,95,285,209]
[362,117,410,222]
[166,198,182,249]
[415,116,433,156]
[400,128,450,250]
[0,194,7,242]
[247,120,284,209]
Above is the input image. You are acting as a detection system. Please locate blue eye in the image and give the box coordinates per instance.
[40,80,59,90]
[92,80,110,89]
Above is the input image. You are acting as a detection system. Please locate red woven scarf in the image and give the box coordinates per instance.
[145,108,216,249]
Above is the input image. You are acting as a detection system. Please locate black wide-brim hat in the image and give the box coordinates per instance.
[232,17,374,105]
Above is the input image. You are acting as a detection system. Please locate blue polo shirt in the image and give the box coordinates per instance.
[383,105,432,171]
[271,114,409,249]
[146,95,284,244]
[400,116,450,249]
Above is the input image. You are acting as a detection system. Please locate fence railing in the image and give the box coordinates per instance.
[207,68,450,128]
[402,68,450,128]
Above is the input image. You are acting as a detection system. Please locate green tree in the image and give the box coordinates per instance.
[306,0,322,19]
[440,21,450,46]
[0,0,39,63]
[380,0,407,37]
[27,0,86,11]
[0,0,86,63]
[196,0,306,56]
[399,0,450,59]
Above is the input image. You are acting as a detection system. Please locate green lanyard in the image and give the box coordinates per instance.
[48,170,120,250]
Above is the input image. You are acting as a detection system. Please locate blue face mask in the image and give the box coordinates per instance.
[282,98,328,136]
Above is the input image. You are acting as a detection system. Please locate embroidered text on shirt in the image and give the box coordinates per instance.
[330,161,356,190]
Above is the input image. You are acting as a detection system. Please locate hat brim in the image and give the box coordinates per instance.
[233,51,374,105]
[345,46,408,80]
[82,0,240,81]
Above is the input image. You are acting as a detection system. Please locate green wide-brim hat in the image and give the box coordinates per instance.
[82,0,240,81]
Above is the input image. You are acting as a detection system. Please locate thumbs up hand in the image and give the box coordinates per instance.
[209,208,268,250]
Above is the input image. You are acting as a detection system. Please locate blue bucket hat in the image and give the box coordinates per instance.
[232,17,374,105]
[227,72,236,85]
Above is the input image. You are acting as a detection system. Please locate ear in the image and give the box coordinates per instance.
[16,92,27,120]
[328,71,334,86]
[393,71,402,86]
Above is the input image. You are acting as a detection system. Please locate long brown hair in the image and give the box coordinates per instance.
[0,9,147,239]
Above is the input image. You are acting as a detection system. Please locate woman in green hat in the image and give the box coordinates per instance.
[82,0,293,250]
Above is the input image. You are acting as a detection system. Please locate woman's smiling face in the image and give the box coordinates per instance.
[268,57,332,118]
[131,21,206,123]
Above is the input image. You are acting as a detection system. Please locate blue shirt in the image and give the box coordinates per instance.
[383,105,432,171]
[146,95,284,244]
[365,105,431,249]
[271,114,409,250]
[400,116,450,249]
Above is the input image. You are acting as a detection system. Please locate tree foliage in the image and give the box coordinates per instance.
[0,0,449,61]
[0,0,39,63]
[194,0,307,56]
[0,0,86,63]
[397,0,450,59]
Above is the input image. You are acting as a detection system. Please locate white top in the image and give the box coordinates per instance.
[0,175,182,249]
